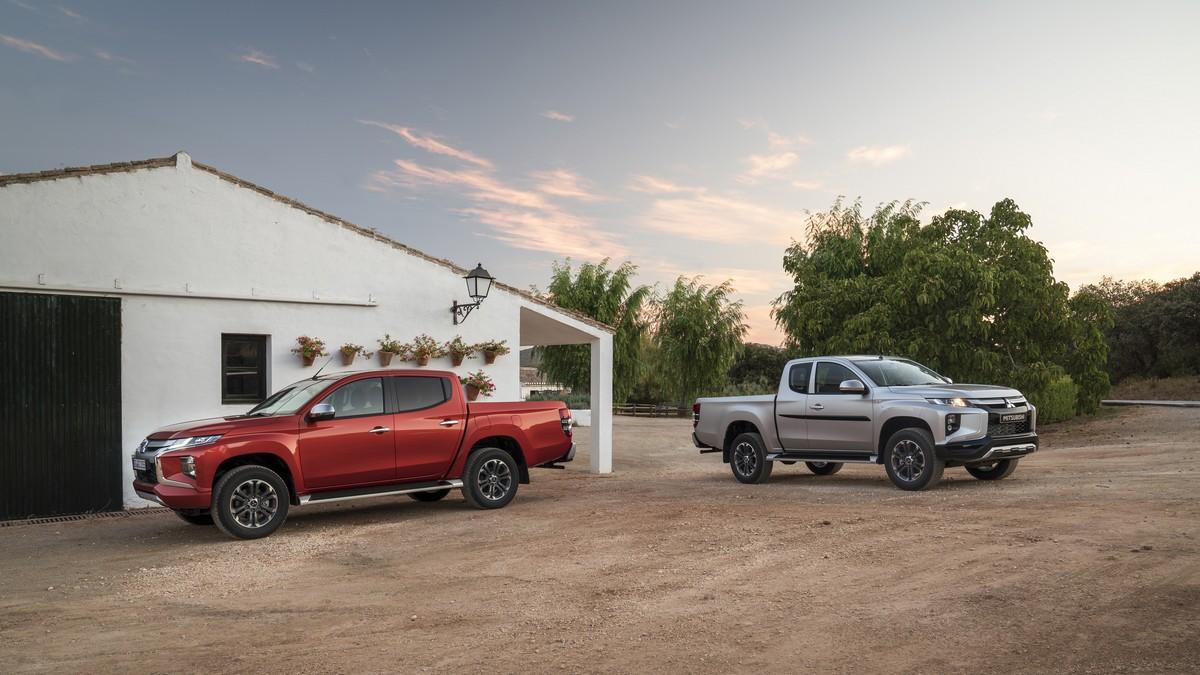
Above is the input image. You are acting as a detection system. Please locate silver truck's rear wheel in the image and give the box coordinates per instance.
[729,432,773,484]
[883,428,944,491]
[966,458,1019,480]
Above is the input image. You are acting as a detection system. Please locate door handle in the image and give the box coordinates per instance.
[810,404,824,410]
[368,426,391,434]
[439,419,460,427]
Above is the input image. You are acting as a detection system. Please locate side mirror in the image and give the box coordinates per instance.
[943,376,954,384]
[839,379,867,395]
[308,402,336,421]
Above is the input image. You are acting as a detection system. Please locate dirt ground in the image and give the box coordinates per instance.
[1,407,1198,674]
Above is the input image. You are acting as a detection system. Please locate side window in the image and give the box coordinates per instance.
[322,378,385,418]
[788,363,812,394]
[814,362,859,395]
[393,376,450,412]
[222,334,268,404]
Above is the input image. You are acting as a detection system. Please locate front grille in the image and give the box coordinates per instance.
[135,466,157,484]
[988,416,1031,437]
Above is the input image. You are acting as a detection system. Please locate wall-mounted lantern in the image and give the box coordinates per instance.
[451,263,495,325]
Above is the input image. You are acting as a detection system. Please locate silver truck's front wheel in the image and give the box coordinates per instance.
[882,428,944,491]
[729,432,772,484]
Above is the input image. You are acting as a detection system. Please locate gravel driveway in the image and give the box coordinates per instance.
[1,407,1198,673]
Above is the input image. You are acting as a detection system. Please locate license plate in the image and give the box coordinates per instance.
[132,458,147,471]
[1000,413,1026,423]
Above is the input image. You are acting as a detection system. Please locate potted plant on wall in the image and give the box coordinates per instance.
[461,370,495,401]
[445,336,475,367]
[377,334,408,367]
[339,343,372,367]
[477,339,511,365]
[291,336,328,367]
[409,333,446,366]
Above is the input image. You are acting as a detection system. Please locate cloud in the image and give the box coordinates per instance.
[847,144,910,166]
[541,110,574,122]
[530,169,604,202]
[359,120,494,169]
[634,176,810,246]
[627,175,701,195]
[0,33,73,62]
[236,48,278,69]
[792,179,824,190]
[296,61,316,73]
[57,6,85,21]
[94,49,135,65]
[740,151,799,181]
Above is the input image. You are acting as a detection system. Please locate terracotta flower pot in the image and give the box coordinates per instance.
[483,351,497,364]
[416,355,430,366]
[465,384,480,401]
[301,353,316,367]
[340,351,355,367]
[379,351,395,367]
[451,352,465,367]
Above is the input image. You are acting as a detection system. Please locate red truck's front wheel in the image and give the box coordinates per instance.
[462,447,519,509]
[211,465,291,539]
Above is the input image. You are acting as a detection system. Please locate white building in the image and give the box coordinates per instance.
[0,152,613,520]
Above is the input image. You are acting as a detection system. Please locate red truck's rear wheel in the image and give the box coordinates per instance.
[462,447,519,509]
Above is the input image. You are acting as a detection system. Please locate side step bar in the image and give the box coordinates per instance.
[299,479,464,505]
[765,452,878,464]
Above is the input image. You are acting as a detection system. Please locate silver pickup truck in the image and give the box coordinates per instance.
[692,356,1038,490]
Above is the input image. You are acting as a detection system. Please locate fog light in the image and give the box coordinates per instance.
[945,414,960,434]
[180,456,197,478]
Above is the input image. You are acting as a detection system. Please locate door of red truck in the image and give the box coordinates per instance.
[390,374,467,481]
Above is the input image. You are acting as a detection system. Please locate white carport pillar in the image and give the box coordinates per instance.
[589,333,613,474]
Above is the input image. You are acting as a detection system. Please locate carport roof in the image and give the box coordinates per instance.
[0,153,614,334]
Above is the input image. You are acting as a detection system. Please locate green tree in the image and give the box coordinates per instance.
[771,198,1111,414]
[1082,273,1200,381]
[533,259,652,404]
[655,277,747,404]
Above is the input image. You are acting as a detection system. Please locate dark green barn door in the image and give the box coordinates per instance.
[0,292,122,520]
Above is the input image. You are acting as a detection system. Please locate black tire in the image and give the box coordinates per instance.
[729,432,773,484]
[462,447,519,510]
[966,458,1019,481]
[882,428,944,491]
[805,461,844,476]
[174,509,213,526]
[210,465,291,540]
[408,489,450,502]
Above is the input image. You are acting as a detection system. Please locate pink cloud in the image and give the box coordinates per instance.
[359,120,494,169]
[847,144,910,166]
[531,169,604,202]
[541,110,575,122]
[634,177,809,246]
[0,33,73,62]
[236,48,278,69]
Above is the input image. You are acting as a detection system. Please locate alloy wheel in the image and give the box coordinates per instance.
[230,479,279,529]
[890,439,926,482]
[733,441,758,477]
[477,458,513,501]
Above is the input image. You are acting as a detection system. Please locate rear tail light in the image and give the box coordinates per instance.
[559,408,573,436]
[692,403,701,428]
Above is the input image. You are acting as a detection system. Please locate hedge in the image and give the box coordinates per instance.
[1030,375,1078,423]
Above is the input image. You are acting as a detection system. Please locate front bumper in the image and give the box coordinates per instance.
[937,432,1039,463]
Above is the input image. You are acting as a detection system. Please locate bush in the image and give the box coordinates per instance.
[527,390,591,409]
[1029,375,1077,423]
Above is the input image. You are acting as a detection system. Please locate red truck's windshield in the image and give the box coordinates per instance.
[247,379,335,416]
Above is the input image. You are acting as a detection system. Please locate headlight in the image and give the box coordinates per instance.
[927,397,968,407]
[162,435,223,450]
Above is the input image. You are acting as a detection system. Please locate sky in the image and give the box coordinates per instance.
[3,0,1198,344]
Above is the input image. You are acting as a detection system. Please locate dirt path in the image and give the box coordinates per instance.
[1,407,1198,673]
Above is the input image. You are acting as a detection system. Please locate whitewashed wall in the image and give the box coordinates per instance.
[0,154,540,506]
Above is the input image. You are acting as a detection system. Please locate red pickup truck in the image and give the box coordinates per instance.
[132,369,575,539]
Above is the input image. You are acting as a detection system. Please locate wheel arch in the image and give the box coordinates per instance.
[214,452,299,505]
[877,416,933,460]
[469,436,530,484]
[722,419,762,463]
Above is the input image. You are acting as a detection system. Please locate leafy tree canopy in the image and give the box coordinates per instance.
[1080,273,1200,381]
[771,198,1111,413]
[533,259,652,404]
[655,277,747,404]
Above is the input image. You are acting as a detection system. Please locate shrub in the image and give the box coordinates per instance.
[377,334,409,356]
[527,390,591,409]
[1029,375,1078,423]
